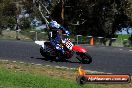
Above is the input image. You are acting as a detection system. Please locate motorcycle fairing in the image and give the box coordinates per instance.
[35,41,45,48]
[72,45,87,53]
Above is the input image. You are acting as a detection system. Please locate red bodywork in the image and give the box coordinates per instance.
[72,45,87,53]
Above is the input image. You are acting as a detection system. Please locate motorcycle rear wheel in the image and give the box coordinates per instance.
[40,47,47,57]
[40,47,56,60]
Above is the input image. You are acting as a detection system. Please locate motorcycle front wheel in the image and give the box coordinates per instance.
[76,52,92,64]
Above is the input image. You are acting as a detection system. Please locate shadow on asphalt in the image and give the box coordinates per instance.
[35,57,83,64]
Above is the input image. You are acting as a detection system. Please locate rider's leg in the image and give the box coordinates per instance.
[55,34,65,54]
[50,31,65,54]
[50,40,62,51]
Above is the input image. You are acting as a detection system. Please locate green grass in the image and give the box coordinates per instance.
[113,34,131,46]
[0,68,100,88]
[0,60,131,88]
[117,34,130,40]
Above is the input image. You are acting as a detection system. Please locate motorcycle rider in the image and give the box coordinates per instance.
[48,20,70,54]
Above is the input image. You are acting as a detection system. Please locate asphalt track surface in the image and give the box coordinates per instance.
[0,40,132,75]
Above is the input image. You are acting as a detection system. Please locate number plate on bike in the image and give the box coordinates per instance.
[65,40,74,50]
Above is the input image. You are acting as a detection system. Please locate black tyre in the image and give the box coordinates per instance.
[40,47,48,58]
[76,76,87,85]
[76,52,92,64]
[40,47,57,61]
[55,50,66,62]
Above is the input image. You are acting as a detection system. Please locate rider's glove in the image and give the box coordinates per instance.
[65,31,70,36]
[62,39,66,44]
[56,44,61,50]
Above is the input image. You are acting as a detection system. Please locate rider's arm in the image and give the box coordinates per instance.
[59,26,70,36]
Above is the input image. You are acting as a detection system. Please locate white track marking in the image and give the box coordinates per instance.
[31,63,35,65]
[129,50,132,52]
[1,60,9,62]
[46,65,51,67]
[36,64,42,66]
[20,62,24,64]
[12,61,16,63]
[119,49,123,50]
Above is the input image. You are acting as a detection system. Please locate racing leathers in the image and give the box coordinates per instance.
[48,20,70,54]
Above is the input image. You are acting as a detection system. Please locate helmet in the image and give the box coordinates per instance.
[49,21,60,29]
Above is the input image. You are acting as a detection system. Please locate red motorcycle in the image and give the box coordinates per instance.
[35,38,92,64]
